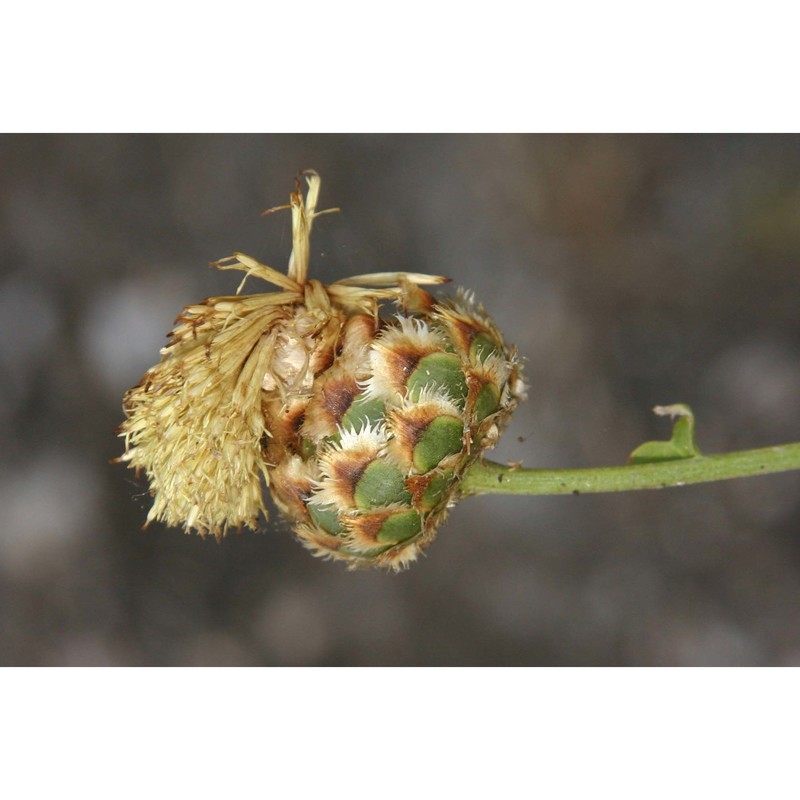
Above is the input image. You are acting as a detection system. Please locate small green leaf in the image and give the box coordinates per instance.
[628,404,701,465]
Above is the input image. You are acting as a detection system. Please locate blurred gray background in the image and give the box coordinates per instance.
[1,134,799,666]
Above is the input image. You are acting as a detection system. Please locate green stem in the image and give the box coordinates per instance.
[461,442,800,496]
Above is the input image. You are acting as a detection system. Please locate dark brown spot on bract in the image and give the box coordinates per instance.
[315,341,336,373]
[347,511,390,544]
[406,474,434,506]
[393,412,429,450]
[263,397,307,460]
[387,345,423,385]
[322,376,359,422]
[290,408,306,433]
[331,453,370,501]
[451,318,480,351]
[281,478,312,514]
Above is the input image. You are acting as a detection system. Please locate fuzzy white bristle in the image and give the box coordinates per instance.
[335,420,390,452]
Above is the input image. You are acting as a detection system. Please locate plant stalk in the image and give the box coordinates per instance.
[461,442,800,497]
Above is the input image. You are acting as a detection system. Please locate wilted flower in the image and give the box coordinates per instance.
[118,171,525,569]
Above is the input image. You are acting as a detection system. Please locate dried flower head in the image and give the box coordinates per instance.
[118,171,525,569]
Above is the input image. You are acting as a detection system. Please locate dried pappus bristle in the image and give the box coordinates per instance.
[120,319,276,537]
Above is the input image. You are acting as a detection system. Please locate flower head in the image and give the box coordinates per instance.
[118,171,524,569]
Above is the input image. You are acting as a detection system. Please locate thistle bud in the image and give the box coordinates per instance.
[118,171,525,570]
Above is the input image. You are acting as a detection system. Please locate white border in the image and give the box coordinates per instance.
[1,668,797,798]
[4,3,799,132]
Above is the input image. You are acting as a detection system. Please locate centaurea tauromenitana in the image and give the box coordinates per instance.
[118,171,526,569]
